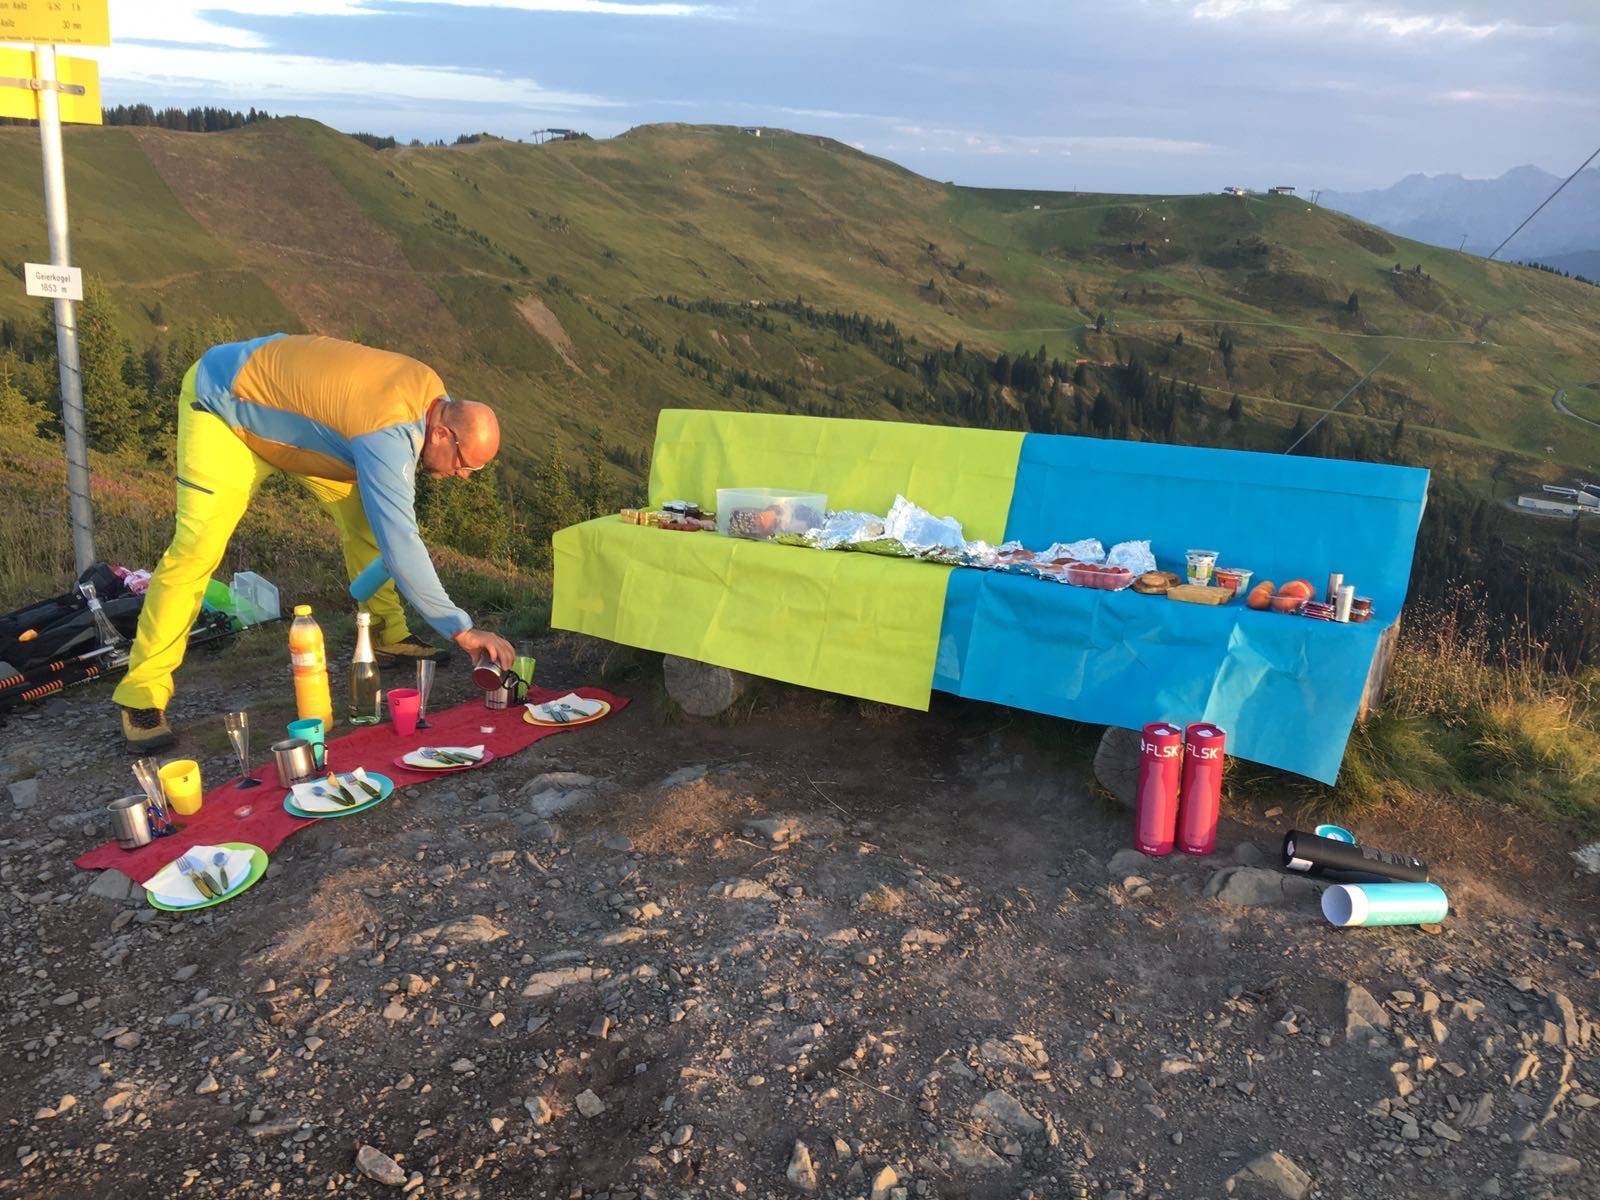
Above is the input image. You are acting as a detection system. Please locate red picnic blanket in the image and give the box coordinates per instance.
[76,686,627,883]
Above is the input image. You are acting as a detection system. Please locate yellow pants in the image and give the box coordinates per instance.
[113,367,410,712]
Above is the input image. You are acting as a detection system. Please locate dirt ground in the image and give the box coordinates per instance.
[1,628,1596,1200]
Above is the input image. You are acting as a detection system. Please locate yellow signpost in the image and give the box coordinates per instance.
[2,0,111,570]
[0,46,100,123]
[0,0,111,47]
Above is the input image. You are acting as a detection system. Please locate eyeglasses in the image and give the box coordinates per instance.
[443,424,485,475]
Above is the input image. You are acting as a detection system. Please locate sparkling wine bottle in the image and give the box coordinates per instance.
[349,612,382,726]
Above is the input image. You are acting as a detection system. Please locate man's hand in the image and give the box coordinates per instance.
[453,628,515,669]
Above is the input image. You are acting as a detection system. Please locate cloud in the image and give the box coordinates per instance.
[1361,12,1499,37]
[891,124,1217,157]
[1192,0,1297,17]
[102,41,618,111]
[113,0,717,50]
[772,105,904,123]
[1184,0,1551,38]
[100,0,712,115]
[1437,86,1599,107]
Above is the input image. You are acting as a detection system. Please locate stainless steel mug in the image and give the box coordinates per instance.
[272,737,319,786]
[483,684,513,711]
[108,795,152,849]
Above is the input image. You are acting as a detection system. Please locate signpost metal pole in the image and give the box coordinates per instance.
[33,42,95,573]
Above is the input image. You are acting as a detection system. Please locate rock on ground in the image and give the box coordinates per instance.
[709,877,779,901]
[1517,1149,1582,1178]
[786,1139,819,1192]
[85,869,138,901]
[426,914,507,947]
[1227,1151,1312,1199]
[663,655,748,717]
[1105,848,1151,877]
[1204,865,1321,908]
[356,1145,407,1186]
[1345,982,1391,1044]
[973,1089,1043,1135]
[938,1134,1007,1170]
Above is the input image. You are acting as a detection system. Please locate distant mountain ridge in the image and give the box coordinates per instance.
[1319,165,1600,265]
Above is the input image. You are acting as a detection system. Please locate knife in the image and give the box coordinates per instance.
[320,775,359,807]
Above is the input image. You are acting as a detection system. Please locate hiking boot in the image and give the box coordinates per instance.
[121,706,176,754]
[376,633,446,667]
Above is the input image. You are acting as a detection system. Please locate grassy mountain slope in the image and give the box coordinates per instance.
[2,119,1597,487]
[1,118,1597,821]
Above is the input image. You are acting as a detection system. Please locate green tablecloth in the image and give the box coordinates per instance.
[553,409,1024,709]
[554,520,952,708]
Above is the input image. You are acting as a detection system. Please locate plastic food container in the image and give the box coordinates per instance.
[1066,563,1134,591]
[1213,566,1252,595]
[229,571,280,627]
[716,489,828,541]
[1185,549,1219,587]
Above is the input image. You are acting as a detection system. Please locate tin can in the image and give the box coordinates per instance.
[1326,572,1344,605]
[1177,723,1227,855]
[1335,584,1355,623]
[1134,722,1184,856]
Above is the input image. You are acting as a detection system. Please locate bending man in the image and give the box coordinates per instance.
[114,333,515,752]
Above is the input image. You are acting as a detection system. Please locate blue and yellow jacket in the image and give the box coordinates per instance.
[192,333,471,638]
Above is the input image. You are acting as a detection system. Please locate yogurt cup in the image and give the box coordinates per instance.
[1185,549,1219,587]
[1214,566,1253,595]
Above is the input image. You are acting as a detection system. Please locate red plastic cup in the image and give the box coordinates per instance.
[387,687,421,737]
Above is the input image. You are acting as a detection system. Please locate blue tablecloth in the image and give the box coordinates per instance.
[931,434,1428,783]
[935,572,1391,783]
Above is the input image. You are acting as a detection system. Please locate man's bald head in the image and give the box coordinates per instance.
[422,396,501,479]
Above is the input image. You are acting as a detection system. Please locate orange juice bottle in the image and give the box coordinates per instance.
[288,604,334,731]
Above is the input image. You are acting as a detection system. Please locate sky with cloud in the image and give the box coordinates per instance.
[81,0,1600,192]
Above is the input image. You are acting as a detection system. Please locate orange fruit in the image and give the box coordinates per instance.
[1271,593,1306,614]
[1246,581,1275,610]
[1279,579,1315,601]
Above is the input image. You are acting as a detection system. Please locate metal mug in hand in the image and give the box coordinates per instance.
[272,737,319,786]
[109,795,152,849]
[475,659,526,705]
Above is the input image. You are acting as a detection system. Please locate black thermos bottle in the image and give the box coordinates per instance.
[1281,830,1429,883]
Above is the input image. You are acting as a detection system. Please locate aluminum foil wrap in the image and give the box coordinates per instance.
[883,495,966,555]
[1043,539,1105,564]
[807,510,886,550]
[1106,539,1157,574]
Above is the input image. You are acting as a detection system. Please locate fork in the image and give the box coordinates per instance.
[176,853,224,899]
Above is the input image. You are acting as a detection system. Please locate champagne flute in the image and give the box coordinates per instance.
[415,659,436,730]
[225,711,260,789]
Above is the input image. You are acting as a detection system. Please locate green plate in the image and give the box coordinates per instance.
[146,842,268,912]
[283,772,394,820]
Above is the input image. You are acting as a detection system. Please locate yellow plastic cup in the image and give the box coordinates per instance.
[159,759,204,816]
